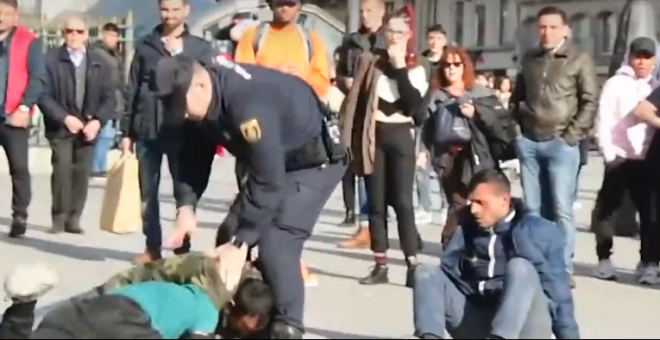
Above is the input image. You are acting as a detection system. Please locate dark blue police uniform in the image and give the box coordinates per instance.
[157,56,346,334]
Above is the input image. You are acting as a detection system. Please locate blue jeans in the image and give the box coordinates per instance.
[516,136,580,273]
[413,259,552,339]
[91,121,116,173]
[136,139,179,251]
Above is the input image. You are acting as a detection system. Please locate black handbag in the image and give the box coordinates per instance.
[433,100,472,146]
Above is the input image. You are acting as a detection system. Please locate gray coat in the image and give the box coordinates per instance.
[92,42,125,117]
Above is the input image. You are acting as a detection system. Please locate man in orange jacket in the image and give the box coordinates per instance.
[234,0,329,99]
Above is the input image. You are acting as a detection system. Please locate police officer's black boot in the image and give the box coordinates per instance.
[339,210,356,227]
[270,321,303,339]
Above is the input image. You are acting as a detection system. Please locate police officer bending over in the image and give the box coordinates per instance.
[155,55,347,339]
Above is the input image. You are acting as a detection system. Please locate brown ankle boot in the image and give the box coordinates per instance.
[134,249,162,265]
[338,227,371,249]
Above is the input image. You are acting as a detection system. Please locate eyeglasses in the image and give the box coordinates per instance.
[443,62,463,68]
[64,29,85,35]
[386,29,410,36]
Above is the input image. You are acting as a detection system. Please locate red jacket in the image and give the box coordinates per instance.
[5,25,36,115]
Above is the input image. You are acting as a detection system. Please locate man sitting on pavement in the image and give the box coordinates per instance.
[410,169,579,339]
[0,252,272,339]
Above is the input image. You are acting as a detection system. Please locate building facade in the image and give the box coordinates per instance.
[389,0,659,73]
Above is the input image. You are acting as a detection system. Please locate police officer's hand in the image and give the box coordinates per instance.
[120,137,133,154]
[214,242,249,292]
[166,206,197,249]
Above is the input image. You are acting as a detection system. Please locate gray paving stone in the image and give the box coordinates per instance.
[0,155,657,339]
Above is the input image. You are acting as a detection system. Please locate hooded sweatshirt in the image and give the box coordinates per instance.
[598,65,657,163]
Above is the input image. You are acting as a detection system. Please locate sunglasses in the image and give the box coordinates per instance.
[443,62,463,68]
[64,29,85,35]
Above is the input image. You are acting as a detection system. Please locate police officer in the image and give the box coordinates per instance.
[155,55,347,339]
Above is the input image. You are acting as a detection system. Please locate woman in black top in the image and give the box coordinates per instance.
[343,6,429,288]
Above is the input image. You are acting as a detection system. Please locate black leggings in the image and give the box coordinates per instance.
[366,122,419,258]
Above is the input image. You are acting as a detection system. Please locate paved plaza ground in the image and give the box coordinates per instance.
[0,155,658,339]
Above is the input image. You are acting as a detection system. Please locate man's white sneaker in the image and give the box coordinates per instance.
[594,259,617,280]
[4,263,59,303]
[635,262,646,279]
[638,264,660,285]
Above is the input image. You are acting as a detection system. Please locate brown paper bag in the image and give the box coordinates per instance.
[100,154,142,234]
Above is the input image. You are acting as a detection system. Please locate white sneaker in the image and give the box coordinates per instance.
[594,259,617,280]
[635,262,647,279]
[638,264,660,285]
[5,263,59,303]
[415,211,433,226]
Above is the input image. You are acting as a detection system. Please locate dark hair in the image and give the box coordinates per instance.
[426,24,446,36]
[0,0,17,9]
[467,169,511,195]
[432,46,476,90]
[159,0,189,4]
[233,278,274,328]
[536,6,567,24]
[494,76,512,91]
[102,23,120,33]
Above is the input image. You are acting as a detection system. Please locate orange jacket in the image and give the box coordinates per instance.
[235,24,330,98]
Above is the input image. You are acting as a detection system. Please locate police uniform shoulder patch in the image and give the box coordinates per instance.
[240,119,262,143]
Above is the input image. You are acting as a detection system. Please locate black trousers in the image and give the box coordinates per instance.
[592,158,658,262]
[48,135,96,226]
[33,295,161,339]
[0,301,36,340]
[0,124,31,220]
[235,159,248,191]
[342,161,357,211]
[366,122,419,257]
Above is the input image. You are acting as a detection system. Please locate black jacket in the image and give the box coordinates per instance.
[121,25,214,140]
[91,41,126,117]
[38,46,116,139]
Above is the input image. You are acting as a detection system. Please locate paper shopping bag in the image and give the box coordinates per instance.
[100,154,142,234]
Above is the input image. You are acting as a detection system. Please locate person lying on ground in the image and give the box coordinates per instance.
[0,252,271,339]
[408,169,579,339]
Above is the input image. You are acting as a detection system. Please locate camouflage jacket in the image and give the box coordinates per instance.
[97,252,262,309]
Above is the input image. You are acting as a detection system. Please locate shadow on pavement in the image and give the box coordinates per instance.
[306,327,391,339]
[0,216,51,234]
[305,246,408,267]
[0,235,137,262]
[317,231,444,258]
[574,262,660,291]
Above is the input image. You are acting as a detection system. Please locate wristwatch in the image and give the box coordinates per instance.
[18,105,29,112]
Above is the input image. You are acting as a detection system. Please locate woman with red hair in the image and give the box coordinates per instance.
[340,5,428,288]
[422,46,516,244]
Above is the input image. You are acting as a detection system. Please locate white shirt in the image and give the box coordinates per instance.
[68,47,86,67]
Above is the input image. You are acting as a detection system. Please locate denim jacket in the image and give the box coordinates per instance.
[441,199,580,339]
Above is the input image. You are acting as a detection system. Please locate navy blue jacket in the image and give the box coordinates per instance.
[173,60,324,247]
[441,199,579,339]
